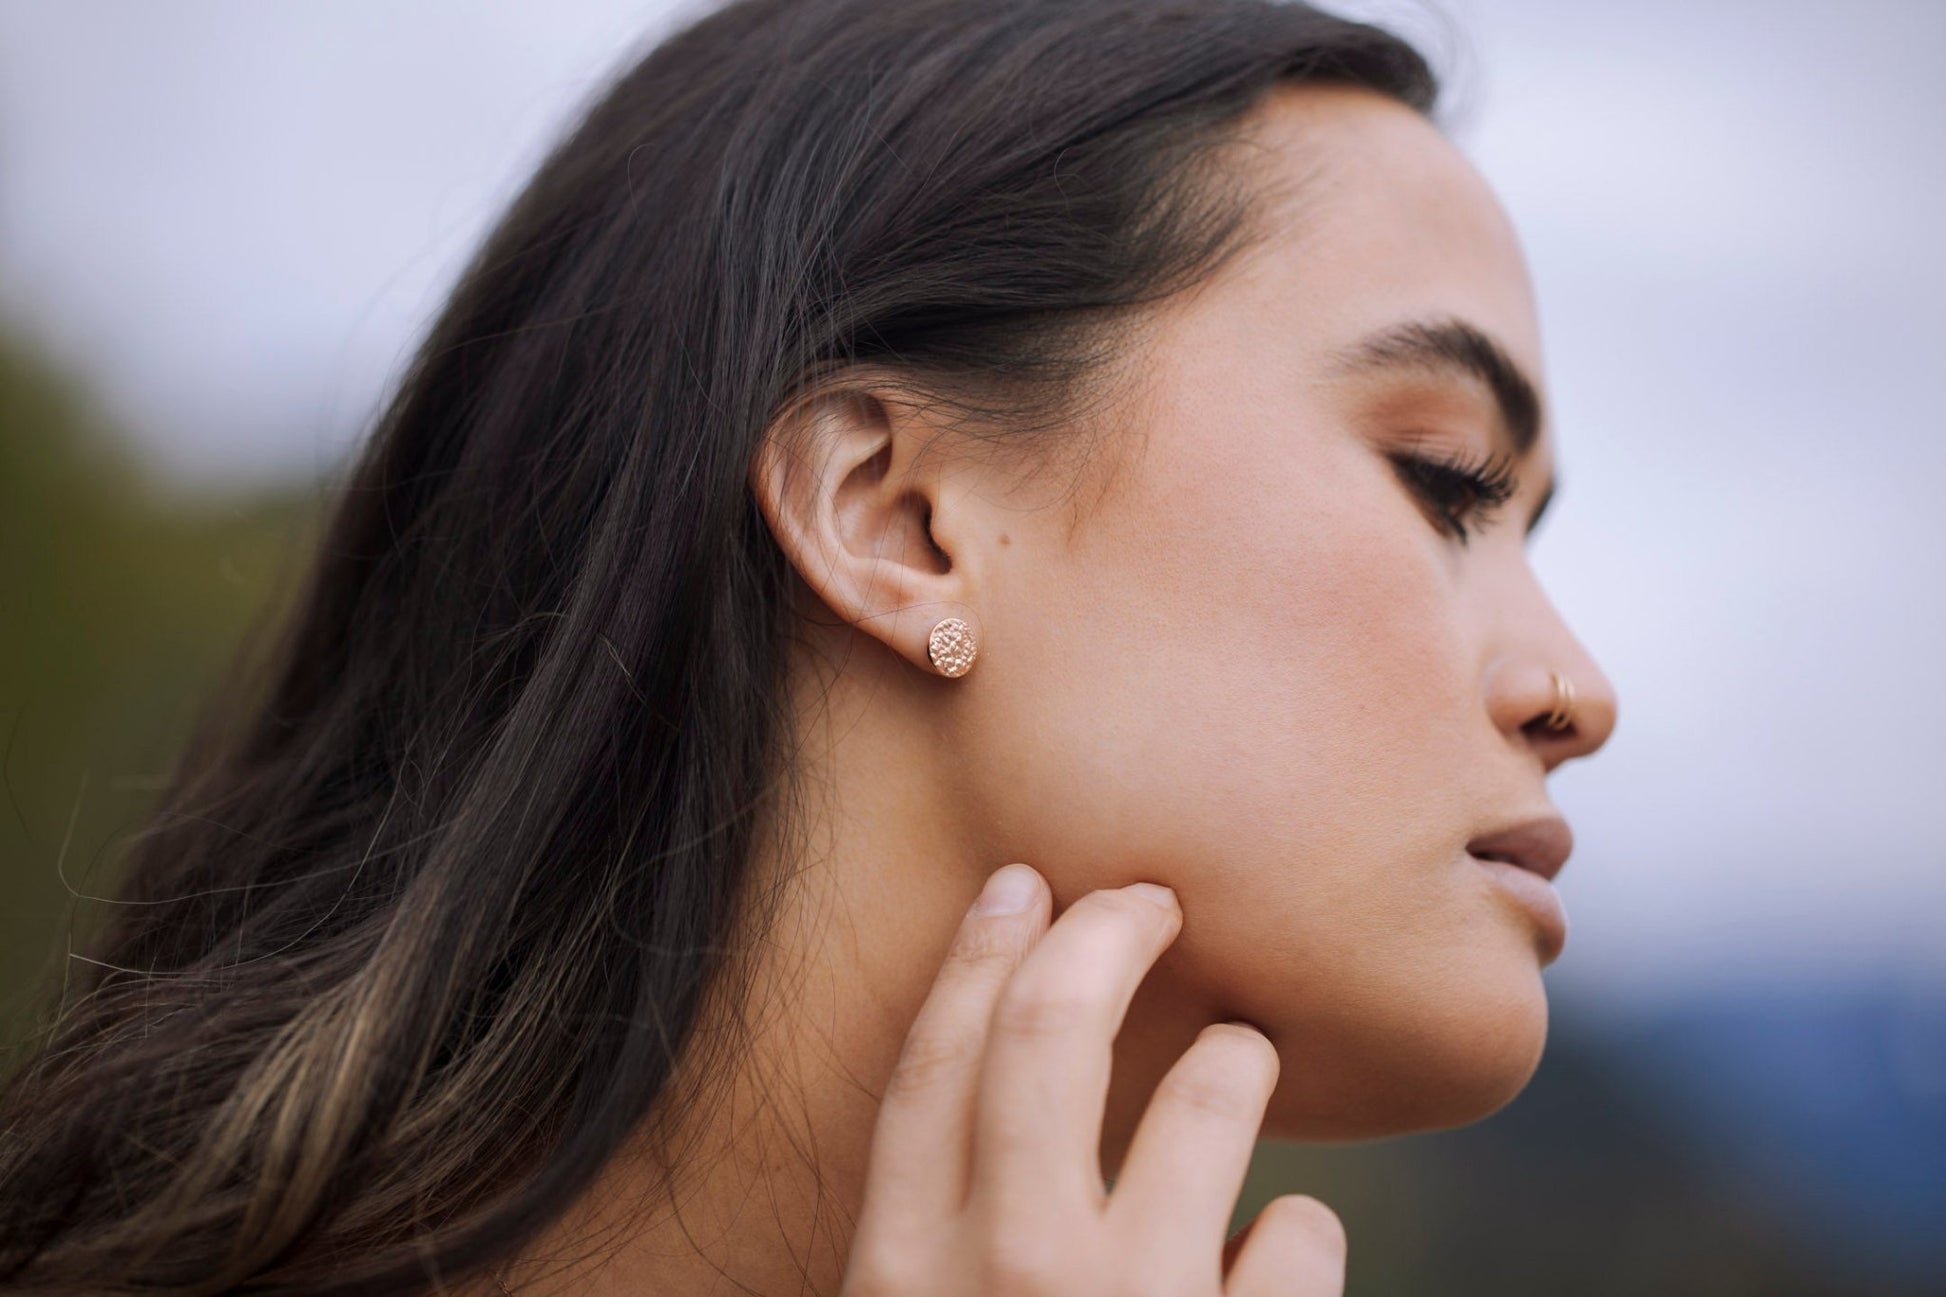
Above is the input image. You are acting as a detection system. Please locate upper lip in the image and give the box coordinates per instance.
[1466,814,1574,881]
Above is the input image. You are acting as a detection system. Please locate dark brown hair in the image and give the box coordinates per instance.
[0,0,1434,1290]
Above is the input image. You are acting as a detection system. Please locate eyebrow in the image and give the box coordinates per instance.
[1331,317,1556,536]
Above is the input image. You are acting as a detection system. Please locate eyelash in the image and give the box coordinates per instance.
[1386,446,1520,545]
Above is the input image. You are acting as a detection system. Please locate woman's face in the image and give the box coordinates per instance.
[953,82,1620,1138]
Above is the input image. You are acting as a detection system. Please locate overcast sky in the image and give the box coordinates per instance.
[1,0,1940,1010]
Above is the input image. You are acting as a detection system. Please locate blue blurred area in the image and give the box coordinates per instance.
[1243,986,1946,1295]
[1613,980,1946,1286]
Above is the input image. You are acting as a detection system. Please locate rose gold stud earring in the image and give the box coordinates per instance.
[926,616,978,678]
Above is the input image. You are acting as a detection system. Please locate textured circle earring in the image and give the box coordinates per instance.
[926,616,978,677]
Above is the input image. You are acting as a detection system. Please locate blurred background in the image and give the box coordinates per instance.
[1,1,1940,1292]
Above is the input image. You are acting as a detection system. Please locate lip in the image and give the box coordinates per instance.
[1469,855,1568,963]
[1464,815,1573,882]
[1465,814,1573,964]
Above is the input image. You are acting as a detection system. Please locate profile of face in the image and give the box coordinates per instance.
[762,80,1620,1149]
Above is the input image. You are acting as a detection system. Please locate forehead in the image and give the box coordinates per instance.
[1216,81,1549,442]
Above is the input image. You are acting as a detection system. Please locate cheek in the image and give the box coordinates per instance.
[965,420,1546,1136]
[996,426,1473,887]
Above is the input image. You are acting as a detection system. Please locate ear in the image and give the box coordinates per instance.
[749,382,985,678]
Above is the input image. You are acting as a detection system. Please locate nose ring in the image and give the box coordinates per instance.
[1543,669,1576,731]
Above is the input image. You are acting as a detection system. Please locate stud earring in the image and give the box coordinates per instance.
[926,616,978,677]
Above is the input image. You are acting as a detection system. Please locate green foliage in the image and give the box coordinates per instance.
[0,327,322,1044]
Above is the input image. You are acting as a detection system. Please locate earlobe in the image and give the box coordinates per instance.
[748,382,984,679]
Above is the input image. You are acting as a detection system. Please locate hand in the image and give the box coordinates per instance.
[840,862,1347,1296]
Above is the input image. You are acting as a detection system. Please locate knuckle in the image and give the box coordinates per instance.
[884,1030,977,1101]
[1151,1025,1279,1123]
[841,1255,923,1297]
[992,978,1093,1043]
[1260,1194,1347,1256]
[1078,887,1177,931]
[1201,1021,1281,1082]
[982,1232,1071,1296]
[1154,1063,1262,1124]
[946,912,1025,967]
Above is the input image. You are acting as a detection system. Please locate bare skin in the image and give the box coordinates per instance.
[496,81,1619,1295]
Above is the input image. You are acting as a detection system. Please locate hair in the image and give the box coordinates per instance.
[0,0,1434,1291]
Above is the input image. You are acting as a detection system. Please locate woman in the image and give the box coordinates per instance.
[0,0,1618,1292]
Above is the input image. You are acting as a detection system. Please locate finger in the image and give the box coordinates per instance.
[968,881,1182,1228]
[1221,1219,1253,1277]
[1107,1020,1279,1283]
[1225,1195,1347,1297]
[854,862,1050,1245]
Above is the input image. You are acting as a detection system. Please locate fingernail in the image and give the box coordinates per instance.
[1124,881,1176,910]
[970,863,1039,915]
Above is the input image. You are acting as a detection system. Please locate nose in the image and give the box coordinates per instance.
[1484,605,1620,774]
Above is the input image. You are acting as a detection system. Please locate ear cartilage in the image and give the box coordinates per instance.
[926,617,978,678]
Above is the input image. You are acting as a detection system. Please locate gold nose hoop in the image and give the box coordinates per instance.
[1543,669,1576,731]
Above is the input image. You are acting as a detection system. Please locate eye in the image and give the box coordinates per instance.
[1386,447,1520,546]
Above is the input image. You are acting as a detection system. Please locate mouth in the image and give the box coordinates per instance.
[1465,814,1573,882]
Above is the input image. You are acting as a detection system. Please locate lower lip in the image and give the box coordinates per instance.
[1469,854,1568,963]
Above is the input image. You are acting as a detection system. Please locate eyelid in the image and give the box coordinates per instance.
[1386,446,1520,545]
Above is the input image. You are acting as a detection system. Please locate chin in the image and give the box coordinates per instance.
[1257,961,1552,1142]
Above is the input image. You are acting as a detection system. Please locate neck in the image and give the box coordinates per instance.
[494,629,1209,1295]
[497,634,983,1295]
